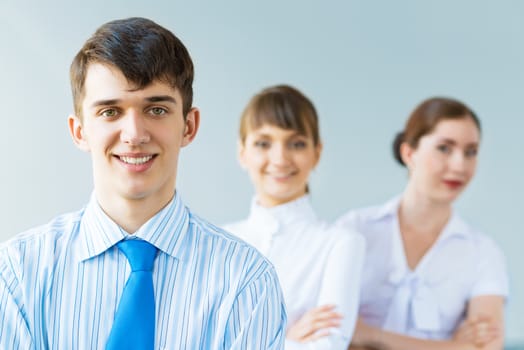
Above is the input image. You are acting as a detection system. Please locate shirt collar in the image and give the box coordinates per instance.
[438,212,471,240]
[369,195,402,221]
[247,194,317,235]
[76,192,190,262]
[374,195,471,241]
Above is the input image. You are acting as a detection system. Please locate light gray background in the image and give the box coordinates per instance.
[1,0,522,344]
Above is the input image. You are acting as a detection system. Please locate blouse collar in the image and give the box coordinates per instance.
[246,194,317,236]
[372,195,472,241]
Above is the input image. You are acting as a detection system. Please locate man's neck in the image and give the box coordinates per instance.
[95,191,175,233]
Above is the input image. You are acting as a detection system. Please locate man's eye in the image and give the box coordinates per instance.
[150,107,167,116]
[101,109,118,118]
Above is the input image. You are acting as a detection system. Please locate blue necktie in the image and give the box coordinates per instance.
[106,240,158,350]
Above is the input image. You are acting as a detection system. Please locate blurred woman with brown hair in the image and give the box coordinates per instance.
[337,97,509,350]
[224,84,364,349]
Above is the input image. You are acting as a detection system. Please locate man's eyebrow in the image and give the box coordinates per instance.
[89,95,177,109]
[91,99,120,108]
[146,95,177,104]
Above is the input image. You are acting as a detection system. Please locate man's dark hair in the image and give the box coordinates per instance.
[70,17,194,117]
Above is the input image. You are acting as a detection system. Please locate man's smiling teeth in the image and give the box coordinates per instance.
[120,155,153,165]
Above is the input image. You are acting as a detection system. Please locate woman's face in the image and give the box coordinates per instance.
[239,123,321,207]
[403,116,480,204]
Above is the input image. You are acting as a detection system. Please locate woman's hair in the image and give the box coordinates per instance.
[393,97,481,166]
[239,84,320,145]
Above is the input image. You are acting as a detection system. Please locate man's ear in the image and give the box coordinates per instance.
[68,114,90,152]
[181,107,200,147]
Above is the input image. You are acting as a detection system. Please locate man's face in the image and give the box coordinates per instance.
[69,63,199,208]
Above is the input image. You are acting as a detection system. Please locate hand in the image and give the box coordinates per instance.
[286,304,343,342]
[453,315,501,347]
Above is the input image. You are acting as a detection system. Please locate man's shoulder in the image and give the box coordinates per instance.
[188,213,264,254]
[0,209,84,261]
[187,213,276,278]
[220,219,249,238]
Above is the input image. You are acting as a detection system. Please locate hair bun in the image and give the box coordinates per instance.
[392,131,405,166]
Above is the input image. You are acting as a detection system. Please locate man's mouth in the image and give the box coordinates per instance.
[119,155,154,165]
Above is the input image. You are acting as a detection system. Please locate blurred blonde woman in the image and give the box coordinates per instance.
[336,97,509,350]
[224,85,364,349]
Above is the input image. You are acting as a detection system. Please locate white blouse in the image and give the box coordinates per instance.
[335,196,509,340]
[224,195,365,350]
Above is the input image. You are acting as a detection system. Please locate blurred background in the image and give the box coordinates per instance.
[1,0,522,346]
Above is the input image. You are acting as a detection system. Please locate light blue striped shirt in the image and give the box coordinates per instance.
[0,193,287,349]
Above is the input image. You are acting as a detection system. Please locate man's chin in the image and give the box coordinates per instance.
[117,185,152,201]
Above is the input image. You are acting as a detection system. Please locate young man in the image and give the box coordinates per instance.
[0,17,286,349]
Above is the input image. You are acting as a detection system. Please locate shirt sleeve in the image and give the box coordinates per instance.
[223,265,287,350]
[470,235,509,298]
[286,230,365,350]
[0,253,33,350]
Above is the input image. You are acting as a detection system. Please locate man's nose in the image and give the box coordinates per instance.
[120,111,150,145]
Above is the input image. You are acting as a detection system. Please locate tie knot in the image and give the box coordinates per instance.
[117,240,158,272]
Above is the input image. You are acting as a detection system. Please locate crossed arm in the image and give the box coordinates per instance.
[285,232,365,350]
[348,295,505,350]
